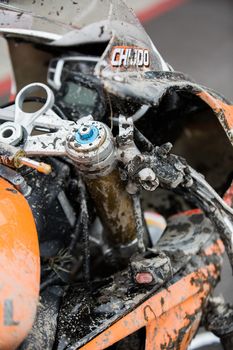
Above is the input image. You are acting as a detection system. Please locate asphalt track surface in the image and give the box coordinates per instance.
[143,0,233,303]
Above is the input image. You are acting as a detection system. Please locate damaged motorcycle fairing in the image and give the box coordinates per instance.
[52,211,224,350]
[101,70,233,145]
[0,1,233,350]
[1,0,233,151]
[0,0,168,69]
[0,0,170,92]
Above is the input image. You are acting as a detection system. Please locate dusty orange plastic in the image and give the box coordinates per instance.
[198,91,233,132]
[0,178,40,350]
[79,240,224,350]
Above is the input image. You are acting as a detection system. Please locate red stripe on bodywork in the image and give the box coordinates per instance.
[0,76,11,95]
[137,0,186,23]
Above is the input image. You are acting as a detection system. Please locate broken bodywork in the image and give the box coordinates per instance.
[0,1,233,350]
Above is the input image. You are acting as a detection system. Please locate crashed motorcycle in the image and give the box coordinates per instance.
[0,1,233,349]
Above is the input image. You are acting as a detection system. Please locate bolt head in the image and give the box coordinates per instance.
[75,124,100,145]
[78,125,93,140]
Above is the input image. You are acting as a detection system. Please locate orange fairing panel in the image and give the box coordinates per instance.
[197,91,233,143]
[0,178,40,350]
[80,240,224,350]
[79,269,212,350]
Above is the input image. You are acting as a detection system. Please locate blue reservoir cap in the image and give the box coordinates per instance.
[75,125,99,145]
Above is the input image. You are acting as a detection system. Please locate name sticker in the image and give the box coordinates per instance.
[111,46,150,68]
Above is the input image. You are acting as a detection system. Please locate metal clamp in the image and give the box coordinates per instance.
[14,82,55,134]
[117,115,158,193]
[0,83,55,146]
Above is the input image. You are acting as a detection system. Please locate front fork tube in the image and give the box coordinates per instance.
[85,168,150,256]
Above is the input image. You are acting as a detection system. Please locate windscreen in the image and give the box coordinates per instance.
[0,0,169,78]
[94,0,169,79]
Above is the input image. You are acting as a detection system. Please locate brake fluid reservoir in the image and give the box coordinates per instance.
[66,116,137,246]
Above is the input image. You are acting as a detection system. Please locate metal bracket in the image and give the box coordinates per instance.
[117,115,158,192]
[0,83,55,146]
